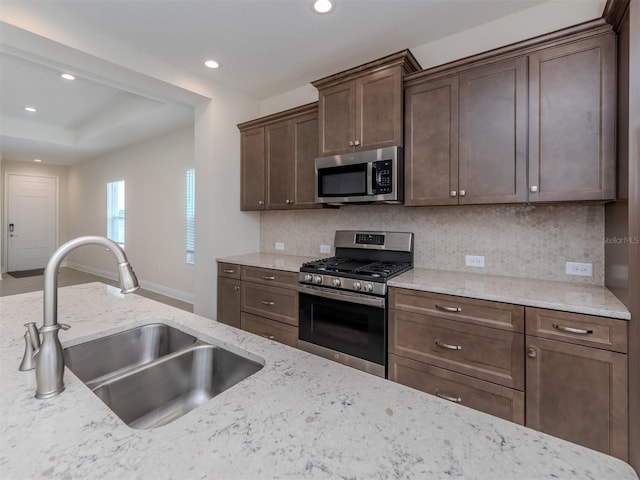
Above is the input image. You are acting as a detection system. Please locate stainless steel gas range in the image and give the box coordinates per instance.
[297,230,414,377]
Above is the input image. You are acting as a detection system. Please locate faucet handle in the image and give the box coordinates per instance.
[19,323,40,371]
[59,324,71,330]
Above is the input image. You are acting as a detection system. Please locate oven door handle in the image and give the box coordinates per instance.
[298,285,386,308]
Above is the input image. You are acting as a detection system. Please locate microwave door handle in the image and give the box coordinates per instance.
[367,162,375,195]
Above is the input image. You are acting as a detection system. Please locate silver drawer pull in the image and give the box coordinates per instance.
[552,323,593,335]
[435,304,462,313]
[262,275,276,280]
[261,333,275,340]
[435,390,461,403]
[223,269,235,273]
[435,340,462,351]
[234,286,240,292]
[261,300,275,306]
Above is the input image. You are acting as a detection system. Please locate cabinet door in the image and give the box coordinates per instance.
[266,120,292,209]
[404,76,459,206]
[240,127,265,210]
[318,81,356,156]
[528,34,616,202]
[459,56,527,204]
[292,112,321,209]
[526,336,628,460]
[217,277,241,329]
[356,66,403,151]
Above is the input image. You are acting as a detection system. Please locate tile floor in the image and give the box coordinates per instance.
[0,267,193,313]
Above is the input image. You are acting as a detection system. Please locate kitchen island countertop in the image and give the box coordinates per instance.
[1,282,637,479]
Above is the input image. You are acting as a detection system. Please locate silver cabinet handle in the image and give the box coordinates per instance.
[285,199,293,204]
[349,141,354,146]
[234,286,240,292]
[450,191,457,197]
[258,200,265,205]
[435,390,461,403]
[262,275,276,280]
[527,346,537,358]
[530,185,538,193]
[261,300,275,306]
[435,340,462,351]
[354,140,361,146]
[459,190,466,197]
[261,333,275,340]
[435,304,462,313]
[223,269,235,273]
[552,323,593,335]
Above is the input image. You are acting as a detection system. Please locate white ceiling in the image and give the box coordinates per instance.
[0,0,606,166]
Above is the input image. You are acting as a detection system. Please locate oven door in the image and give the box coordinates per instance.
[298,285,386,375]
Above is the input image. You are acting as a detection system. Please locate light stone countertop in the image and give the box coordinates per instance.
[389,268,630,320]
[217,252,318,272]
[217,253,630,320]
[1,282,637,480]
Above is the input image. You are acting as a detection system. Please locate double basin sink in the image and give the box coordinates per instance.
[63,323,263,429]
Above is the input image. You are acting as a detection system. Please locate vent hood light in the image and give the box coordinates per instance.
[204,60,219,69]
[24,106,37,112]
[60,73,76,80]
[312,0,335,14]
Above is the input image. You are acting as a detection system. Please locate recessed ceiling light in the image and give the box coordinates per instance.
[312,0,335,14]
[204,60,220,69]
[60,73,76,80]
[33,158,43,163]
[24,106,37,112]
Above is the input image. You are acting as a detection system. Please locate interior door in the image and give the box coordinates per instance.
[6,174,58,272]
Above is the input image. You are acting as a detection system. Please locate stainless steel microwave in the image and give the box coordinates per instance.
[314,146,403,205]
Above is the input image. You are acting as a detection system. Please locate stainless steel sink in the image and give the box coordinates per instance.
[63,323,263,429]
[64,323,198,389]
[92,345,263,429]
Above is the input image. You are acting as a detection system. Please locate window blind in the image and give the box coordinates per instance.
[186,168,195,264]
[107,180,125,246]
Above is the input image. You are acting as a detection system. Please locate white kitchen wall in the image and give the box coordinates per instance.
[1,160,70,272]
[261,204,605,285]
[65,127,195,301]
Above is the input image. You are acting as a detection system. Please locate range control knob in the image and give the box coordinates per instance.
[304,274,313,283]
[332,278,341,287]
[313,275,323,284]
[353,281,362,291]
[364,283,374,293]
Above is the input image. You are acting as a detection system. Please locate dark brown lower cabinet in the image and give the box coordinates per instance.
[388,353,525,424]
[216,276,241,329]
[525,336,628,460]
[241,312,298,348]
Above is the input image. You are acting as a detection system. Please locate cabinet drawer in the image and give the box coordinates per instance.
[241,266,298,289]
[388,354,524,425]
[241,312,298,348]
[241,281,298,326]
[526,307,627,353]
[389,288,524,333]
[218,262,241,279]
[389,309,524,389]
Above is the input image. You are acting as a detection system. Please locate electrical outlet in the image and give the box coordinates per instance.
[320,244,331,254]
[565,262,593,277]
[275,242,284,251]
[465,255,485,268]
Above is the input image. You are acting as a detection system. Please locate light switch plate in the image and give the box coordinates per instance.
[275,242,284,251]
[566,261,592,276]
[320,244,331,254]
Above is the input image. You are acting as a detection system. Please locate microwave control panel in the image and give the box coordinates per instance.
[373,160,393,194]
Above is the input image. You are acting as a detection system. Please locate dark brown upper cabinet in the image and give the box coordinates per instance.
[404,21,616,206]
[404,57,527,206]
[312,50,421,157]
[238,103,320,211]
[528,33,616,202]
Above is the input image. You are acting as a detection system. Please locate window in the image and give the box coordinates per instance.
[107,180,125,246]
[186,168,195,264]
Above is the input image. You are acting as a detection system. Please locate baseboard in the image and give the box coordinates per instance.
[64,262,194,304]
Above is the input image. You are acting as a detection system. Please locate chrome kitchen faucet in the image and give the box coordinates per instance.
[19,236,139,399]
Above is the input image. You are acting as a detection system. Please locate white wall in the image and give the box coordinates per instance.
[66,127,195,301]
[1,160,70,272]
